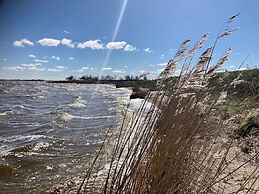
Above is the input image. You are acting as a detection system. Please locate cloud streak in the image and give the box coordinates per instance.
[102,67,112,71]
[34,59,48,63]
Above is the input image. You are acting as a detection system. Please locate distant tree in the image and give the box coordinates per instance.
[92,76,99,81]
[105,75,114,80]
[125,75,131,80]
[79,75,87,80]
[66,75,74,81]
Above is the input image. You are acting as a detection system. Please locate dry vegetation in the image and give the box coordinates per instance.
[57,13,259,194]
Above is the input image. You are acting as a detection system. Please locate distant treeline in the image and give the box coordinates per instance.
[47,69,259,94]
[65,74,148,81]
[48,75,157,90]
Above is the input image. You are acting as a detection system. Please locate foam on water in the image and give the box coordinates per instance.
[59,112,73,122]
[32,142,51,151]
[68,96,86,108]
[0,111,9,116]
[72,115,115,120]
[32,95,45,99]
[1,135,45,143]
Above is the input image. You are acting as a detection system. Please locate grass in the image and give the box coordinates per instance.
[74,13,259,194]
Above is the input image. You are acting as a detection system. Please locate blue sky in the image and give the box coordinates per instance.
[0,0,258,80]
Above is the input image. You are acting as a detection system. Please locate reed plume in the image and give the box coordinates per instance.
[75,13,259,194]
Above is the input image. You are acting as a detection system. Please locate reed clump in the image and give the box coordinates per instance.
[76,13,259,194]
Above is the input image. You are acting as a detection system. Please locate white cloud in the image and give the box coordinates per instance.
[64,30,70,34]
[13,41,23,47]
[139,70,148,74]
[34,59,48,63]
[102,67,112,71]
[61,38,75,48]
[3,66,24,71]
[112,70,126,73]
[27,67,45,71]
[21,63,42,67]
[144,48,153,53]
[80,67,89,71]
[47,68,62,72]
[13,38,34,47]
[69,57,74,60]
[160,54,165,59]
[124,44,137,52]
[56,65,64,69]
[52,56,60,60]
[156,63,167,66]
[106,41,127,50]
[73,66,94,72]
[21,39,34,46]
[38,38,61,47]
[3,58,8,61]
[239,67,248,71]
[77,39,104,49]
[28,54,36,58]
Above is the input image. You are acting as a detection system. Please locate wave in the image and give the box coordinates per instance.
[0,110,13,116]
[31,95,45,99]
[50,110,115,122]
[45,110,72,122]
[1,141,52,157]
[1,135,45,143]
[72,115,115,120]
[59,112,73,121]
[32,141,51,151]
[0,105,32,116]
[67,96,86,108]
[13,105,30,110]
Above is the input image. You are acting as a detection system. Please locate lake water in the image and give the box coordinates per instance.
[0,81,131,193]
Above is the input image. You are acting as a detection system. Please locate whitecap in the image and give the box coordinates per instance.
[0,112,7,116]
[0,110,14,116]
[32,95,45,99]
[2,135,45,143]
[46,165,53,170]
[32,142,51,151]
[68,96,86,108]
[59,112,73,122]
[72,115,115,120]
[14,105,30,109]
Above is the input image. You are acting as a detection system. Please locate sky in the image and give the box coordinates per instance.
[0,0,258,80]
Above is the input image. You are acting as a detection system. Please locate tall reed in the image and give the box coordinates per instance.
[77,13,259,194]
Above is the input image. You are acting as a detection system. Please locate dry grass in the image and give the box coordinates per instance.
[76,13,259,194]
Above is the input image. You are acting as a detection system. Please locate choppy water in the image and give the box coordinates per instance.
[0,81,131,193]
